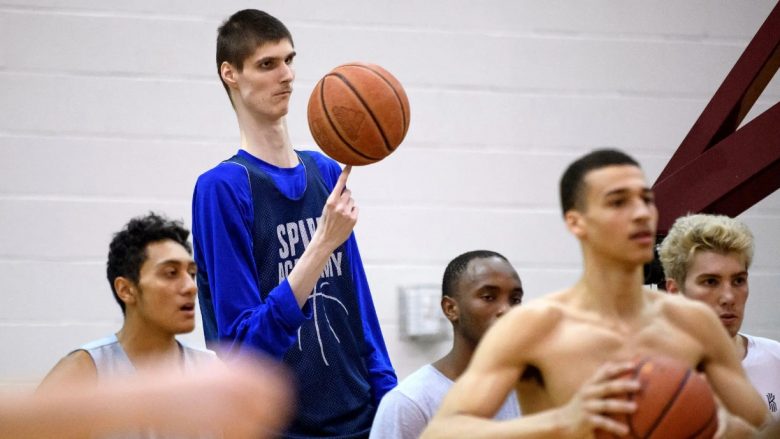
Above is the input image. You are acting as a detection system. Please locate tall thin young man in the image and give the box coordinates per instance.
[192,9,395,438]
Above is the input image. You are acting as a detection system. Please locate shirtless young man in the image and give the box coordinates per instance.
[421,149,768,438]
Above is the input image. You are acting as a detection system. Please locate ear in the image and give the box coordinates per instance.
[564,210,585,238]
[114,277,137,307]
[665,278,681,294]
[220,61,239,89]
[441,296,459,323]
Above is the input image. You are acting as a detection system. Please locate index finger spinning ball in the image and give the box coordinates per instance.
[307,62,410,166]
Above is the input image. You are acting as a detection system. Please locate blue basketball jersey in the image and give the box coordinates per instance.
[226,151,375,438]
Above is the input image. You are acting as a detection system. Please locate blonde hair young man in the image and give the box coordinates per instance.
[660,213,780,420]
[421,149,768,438]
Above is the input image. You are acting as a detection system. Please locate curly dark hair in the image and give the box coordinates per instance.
[106,212,191,314]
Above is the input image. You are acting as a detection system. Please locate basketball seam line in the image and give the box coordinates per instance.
[642,367,692,439]
[343,64,409,140]
[685,406,717,439]
[342,64,409,146]
[627,358,650,439]
[329,71,393,155]
[318,76,376,161]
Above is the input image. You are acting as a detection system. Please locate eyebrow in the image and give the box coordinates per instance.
[603,187,653,198]
[695,270,748,278]
[256,51,296,63]
[155,259,196,269]
[476,285,524,293]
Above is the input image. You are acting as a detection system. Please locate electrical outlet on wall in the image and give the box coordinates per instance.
[398,285,450,341]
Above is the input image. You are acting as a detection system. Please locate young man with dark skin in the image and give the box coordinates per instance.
[192,9,395,437]
[37,212,219,437]
[659,213,780,421]
[421,149,768,438]
[370,251,523,438]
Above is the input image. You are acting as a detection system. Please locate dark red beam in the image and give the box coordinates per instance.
[654,101,780,234]
[655,2,780,184]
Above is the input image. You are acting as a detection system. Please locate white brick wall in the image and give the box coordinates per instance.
[1,0,778,388]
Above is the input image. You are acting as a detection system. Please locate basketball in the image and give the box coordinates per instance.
[307,62,410,166]
[596,356,718,439]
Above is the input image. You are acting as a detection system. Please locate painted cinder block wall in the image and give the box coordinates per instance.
[1,0,778,388]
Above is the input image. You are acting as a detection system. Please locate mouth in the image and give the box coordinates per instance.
[719,313,738,325]
[629,230,654,245]
[180,303,195,314]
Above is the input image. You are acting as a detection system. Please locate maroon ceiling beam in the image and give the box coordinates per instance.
[653,102,780,233]
[655,2,780,184]
[652,2,780,235]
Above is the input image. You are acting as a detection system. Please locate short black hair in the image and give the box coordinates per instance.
[559,148,640,215]
[106,212,191,314]
[442,250,509,299]
[216,9,293,102]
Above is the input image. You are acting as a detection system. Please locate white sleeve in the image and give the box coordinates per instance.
[369,389,429,439]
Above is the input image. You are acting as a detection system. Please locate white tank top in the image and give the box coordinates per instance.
[77,334,219,439]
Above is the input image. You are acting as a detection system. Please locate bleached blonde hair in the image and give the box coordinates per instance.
[658,214,754,286]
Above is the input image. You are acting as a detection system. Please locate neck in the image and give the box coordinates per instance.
[734,333,748,360]
[116,319,180,370]
[433,332,476,381]
[236,110,296,167]
[575,253,647,317]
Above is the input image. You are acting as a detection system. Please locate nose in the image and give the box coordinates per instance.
[280,62,295,83]
[632,197,656,225]
[183,274,197,297]
[718,285,736,307]
[496,301,511,318]
[634,198,650,218]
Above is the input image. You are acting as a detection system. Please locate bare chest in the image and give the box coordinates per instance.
[517,315,705,411]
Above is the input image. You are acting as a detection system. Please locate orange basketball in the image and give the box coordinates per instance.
[596,356,718,439]
[307,62,410,165]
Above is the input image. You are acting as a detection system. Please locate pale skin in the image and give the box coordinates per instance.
[38,239,199,390]
[666,250,768,434]
[666,250,750,360]
[3,358,293,439]
[421,165,768,438]
[219,38,357,309]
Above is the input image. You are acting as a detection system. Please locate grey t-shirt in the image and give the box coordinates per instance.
[370,364,521,439]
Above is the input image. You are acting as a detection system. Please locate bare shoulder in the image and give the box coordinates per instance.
[479,294,567,357]
[650,291,722,335]
[37,350,97,392]
[500,294,565,330]
[652,291,714,318]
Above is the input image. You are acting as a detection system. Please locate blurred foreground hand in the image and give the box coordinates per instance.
[0,356,293,439]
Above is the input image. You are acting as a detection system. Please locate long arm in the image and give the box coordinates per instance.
[689,302,770,428]
[345,234,397,402]
[421,306,640,439]
[192,162,357,358]
[4,359,292,439]
[314,153,397,401]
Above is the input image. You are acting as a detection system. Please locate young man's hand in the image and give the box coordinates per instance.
[556,361,640,437]
[318,165,358,251]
